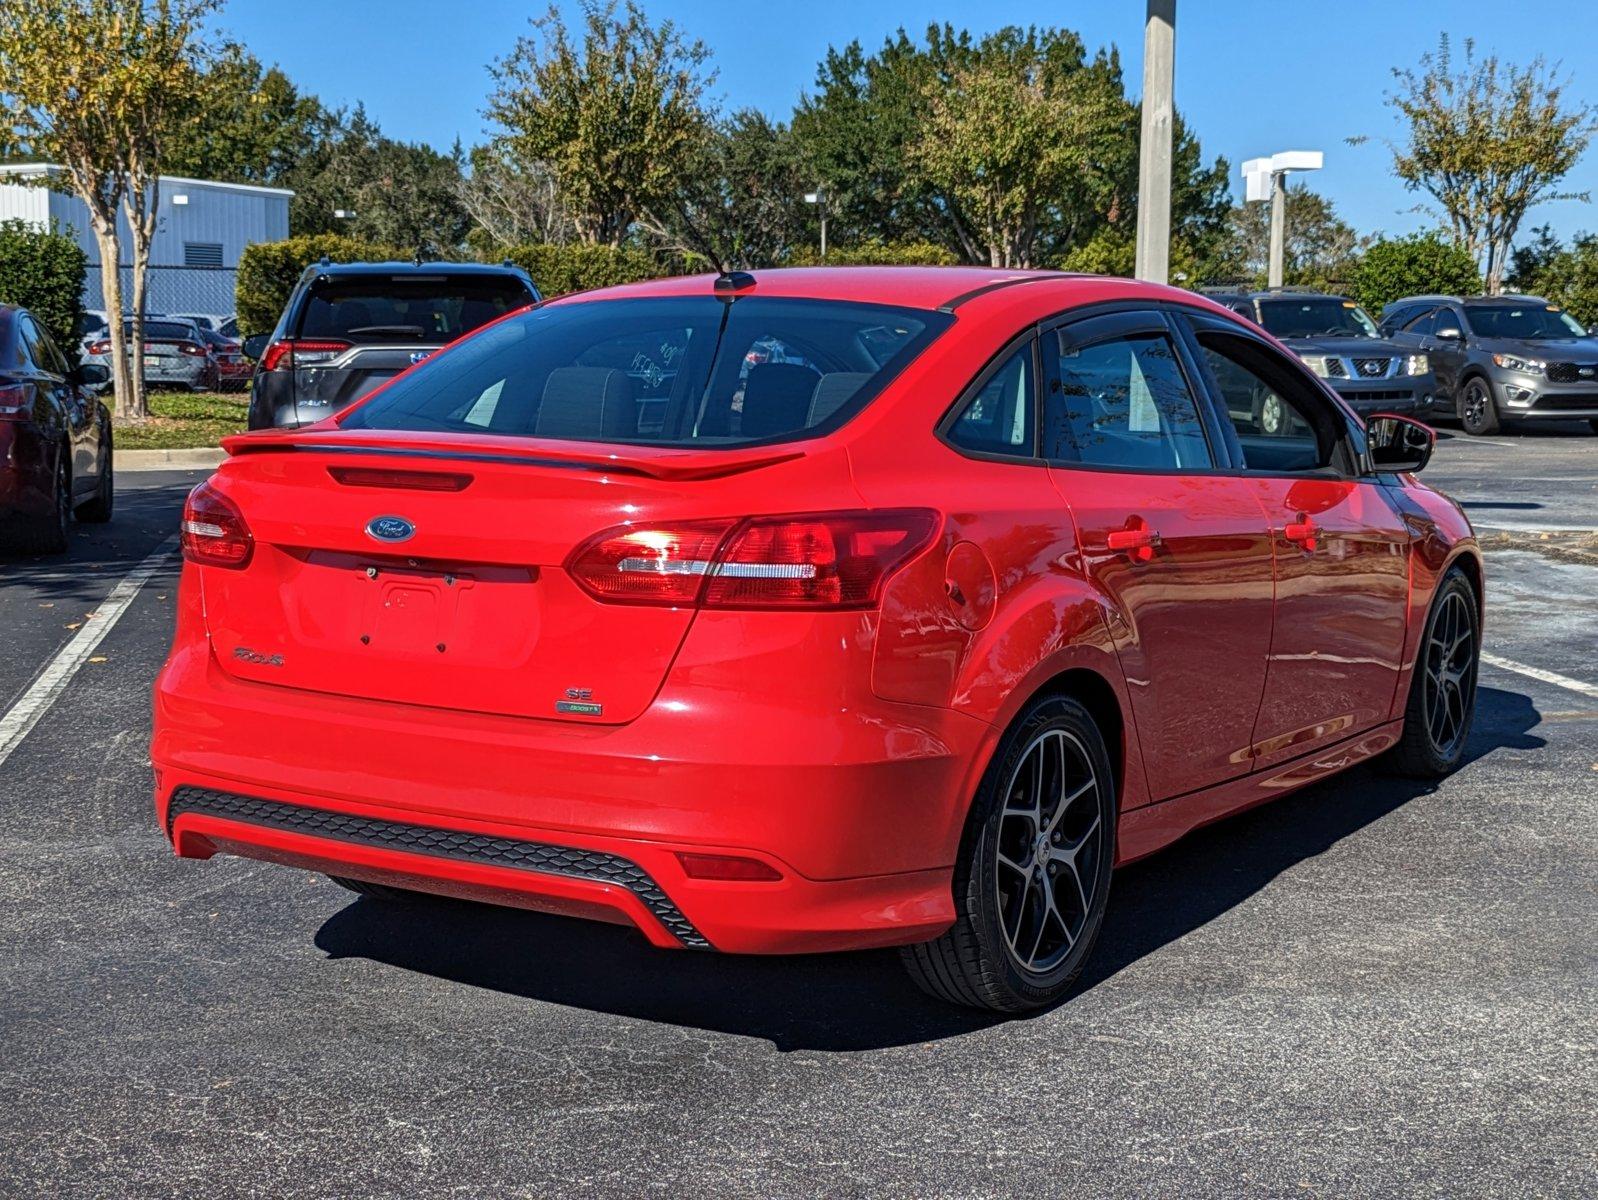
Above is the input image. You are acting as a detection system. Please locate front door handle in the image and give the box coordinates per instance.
[1283,516,1319,552]
[1104,523,1161,563]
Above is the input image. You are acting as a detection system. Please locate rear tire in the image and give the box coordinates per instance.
[1386,568,1480,779]
[1458,377,1500,435]
[901,694,1116,1012]
[13,453,71,555]
[76,428,114,523]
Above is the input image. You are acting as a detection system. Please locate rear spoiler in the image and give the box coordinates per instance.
[220,428,805,482]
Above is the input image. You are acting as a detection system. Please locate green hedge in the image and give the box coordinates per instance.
[498,242,664,296]
[236,234,410,337]
[787,240,959,267]
[0,219,87,349]
[1352,232,1481,315]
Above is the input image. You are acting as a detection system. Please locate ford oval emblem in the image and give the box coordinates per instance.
[365,515,415,543]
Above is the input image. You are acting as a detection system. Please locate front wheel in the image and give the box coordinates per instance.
[901,695,1116,1012]
[1386,568,1480,778]
[1458,378,1501,435]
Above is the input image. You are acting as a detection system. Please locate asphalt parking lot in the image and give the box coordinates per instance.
[2,428,1595,1198]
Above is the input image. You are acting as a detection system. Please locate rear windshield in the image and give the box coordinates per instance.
[1463,304,1586,339]
[297,275,534,343]
[340,295,950,447]
[1256,299,1379,339]
[125,321,201,341]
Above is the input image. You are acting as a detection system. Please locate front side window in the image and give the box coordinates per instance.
[1196,332,1332,473]
[948,343,1035,457]
[1403,308,1439,336]
[1043,332,1212,470]
[342,296,950,448]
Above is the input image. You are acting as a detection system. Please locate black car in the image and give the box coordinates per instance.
[0,305,114,553]
[1380,294,1598,436]
[243,260,541,430]
[1209,289,1437,426]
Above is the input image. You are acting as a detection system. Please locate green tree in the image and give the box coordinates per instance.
[640,110,813,270]
[1508,225,1598,326]
[459,144,576,250]
[0,219,87,348]
[285,107,468,251]
[1210,184,1367,289]
[792,25,1228,269]
[1351,231,1481,313]
[1,0,217,419]
[1380,35,1596,293]
[485,0,715,247]
[160,43,330,187]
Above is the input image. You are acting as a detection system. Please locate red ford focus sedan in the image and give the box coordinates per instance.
[153,268,1481,1011]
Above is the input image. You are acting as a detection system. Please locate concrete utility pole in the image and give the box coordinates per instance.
[1242,151,1324,288]
[1268,170,1288,289]
[1133,0,1176,284]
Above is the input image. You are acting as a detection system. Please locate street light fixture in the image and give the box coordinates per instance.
[333,208,357,220]
[804,190,828,262]
[1242,151,1324,288]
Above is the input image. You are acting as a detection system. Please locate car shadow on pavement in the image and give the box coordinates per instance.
[313,685,1544,1053]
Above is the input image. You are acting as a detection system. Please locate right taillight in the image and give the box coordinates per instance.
[86,339,111,355]
[567,509,939,611]
[0,383,29,421]
[181,480,253,569]
[260,338,350,371]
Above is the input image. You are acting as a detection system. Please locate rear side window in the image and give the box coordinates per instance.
[124,321,201,341]
[1043,332,1212,470]
[297,275,534,343]
[947,344,1035,457]
[341,296,950,448]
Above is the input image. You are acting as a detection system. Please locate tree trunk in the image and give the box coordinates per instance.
[128,239,151,418]
[90,225,135,421]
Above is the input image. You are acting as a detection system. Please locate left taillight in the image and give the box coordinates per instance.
[0,383,29,421]
[567,509,940,611]
[178,341,209,357]
[181,480,253,569]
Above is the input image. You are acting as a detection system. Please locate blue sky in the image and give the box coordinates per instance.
[215,0,1598,244]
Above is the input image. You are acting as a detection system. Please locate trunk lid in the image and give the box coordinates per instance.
[200,431,803,724]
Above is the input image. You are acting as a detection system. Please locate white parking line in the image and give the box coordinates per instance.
[0,537,177,770]
[1480,651,1598,701]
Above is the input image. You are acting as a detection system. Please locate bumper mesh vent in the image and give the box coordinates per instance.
[166,786,710,948]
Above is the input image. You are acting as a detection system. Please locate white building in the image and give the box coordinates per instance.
[0,164,291,318]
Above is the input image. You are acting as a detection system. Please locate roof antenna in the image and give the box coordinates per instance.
[713,270,756,297]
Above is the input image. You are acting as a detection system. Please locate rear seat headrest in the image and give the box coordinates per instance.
[535,367,636,439]
[807,372,871,426]
[740,363,819,438]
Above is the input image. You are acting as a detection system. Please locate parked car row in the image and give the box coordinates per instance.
[74,310,249,393]
[1208,285,1598,435]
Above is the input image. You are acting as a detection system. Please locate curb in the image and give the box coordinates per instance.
[115,447,225,472]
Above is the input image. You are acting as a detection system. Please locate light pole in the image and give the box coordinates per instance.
[1133,0,1176,284]
[1241,151,1323,287]
[804,190,828,262]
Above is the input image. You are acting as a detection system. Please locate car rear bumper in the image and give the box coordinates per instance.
[152,624,989,954]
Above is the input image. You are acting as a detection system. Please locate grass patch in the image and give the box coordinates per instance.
[113,390,249,450]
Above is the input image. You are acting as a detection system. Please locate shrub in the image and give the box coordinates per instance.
[1352,232,1481,314]
[497,242,664,296]
[0,219,87,348]
[787,240,959,267]
[236,234,409,337]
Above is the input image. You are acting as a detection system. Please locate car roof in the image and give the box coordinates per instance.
[545,266,1152,313]
[299,260,536,280]
[1387,294,1552,308]
[1211,289,1355,304]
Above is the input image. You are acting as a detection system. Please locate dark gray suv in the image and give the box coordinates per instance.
[244,260,541,430]
[1380,294,1598,435]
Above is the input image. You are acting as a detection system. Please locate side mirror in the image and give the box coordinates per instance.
[1435,326,1463,342]
[71,361,110,387]
[1367,413,1436,474]
[242,334,269,361]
